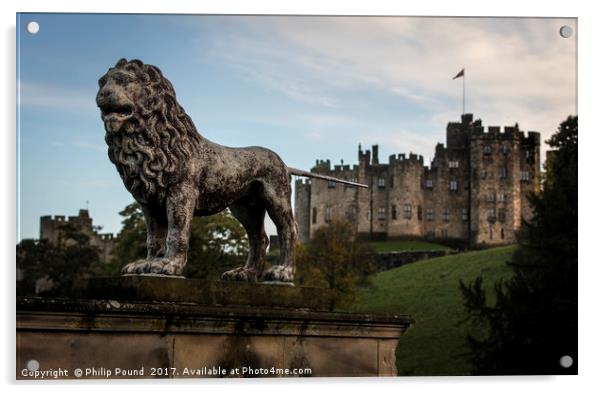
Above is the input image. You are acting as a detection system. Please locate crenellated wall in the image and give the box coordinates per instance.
[295,114,541,247]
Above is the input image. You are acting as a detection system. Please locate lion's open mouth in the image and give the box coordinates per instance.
[100,103,133,119]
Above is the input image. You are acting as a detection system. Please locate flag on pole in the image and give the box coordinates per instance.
[453,68,465,80]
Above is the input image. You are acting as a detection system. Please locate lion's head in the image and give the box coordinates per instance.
[96,59,202,203]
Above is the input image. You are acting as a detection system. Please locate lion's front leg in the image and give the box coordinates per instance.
[142,205,168,258]
[121,205,168,275]
[122,184,198,276]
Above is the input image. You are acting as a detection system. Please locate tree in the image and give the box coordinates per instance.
[460,116,578,375]
[295,220,377,310]
[17,221,103,297]
[111,202,248,279]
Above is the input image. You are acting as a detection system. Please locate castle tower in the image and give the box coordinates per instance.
[294,113,541,247]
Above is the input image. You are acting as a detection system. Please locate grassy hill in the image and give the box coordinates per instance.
[350,246,516,376]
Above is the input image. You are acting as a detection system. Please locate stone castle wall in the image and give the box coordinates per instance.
[40,209,116,263]
[296,114,541,247]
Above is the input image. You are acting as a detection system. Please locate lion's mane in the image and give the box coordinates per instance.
[101,59,203,203]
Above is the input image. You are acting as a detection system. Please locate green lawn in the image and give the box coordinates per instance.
[360,240,450,252]
[350,246,516,376]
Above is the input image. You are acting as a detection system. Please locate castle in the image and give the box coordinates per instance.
[40,209,116,262]
[294,114,541,247]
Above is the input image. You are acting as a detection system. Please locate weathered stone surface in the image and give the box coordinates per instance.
[77,276,334,310]
[173,335,286,378]
[17,296,412,379]
[378,338,399,376]
[17,332,172,379]
[284,336,378,377]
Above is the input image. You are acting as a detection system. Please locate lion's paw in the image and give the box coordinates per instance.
[121,257,184,276]
[221,267,258,282]
[261,265,294,283]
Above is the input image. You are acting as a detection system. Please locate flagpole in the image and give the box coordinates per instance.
[462,67,465,115]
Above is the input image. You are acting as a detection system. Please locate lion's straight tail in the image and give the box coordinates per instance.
[287,167,368,189]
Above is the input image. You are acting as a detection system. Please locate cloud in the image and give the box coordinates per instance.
[73,139,105,153]
[78,179,115,188]
[19,81,97,112]
[203,16,576,155]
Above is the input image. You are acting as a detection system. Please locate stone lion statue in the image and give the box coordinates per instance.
[96,59,364,283]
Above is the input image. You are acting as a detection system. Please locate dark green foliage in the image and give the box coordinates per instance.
[460,116,578,375]
[16,222,105,297]
[111,202,248,280]
[185,209,248,279]
[295,220,377,310]
[109,203,147,273]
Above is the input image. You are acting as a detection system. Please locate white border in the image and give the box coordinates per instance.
[2,1,598,393]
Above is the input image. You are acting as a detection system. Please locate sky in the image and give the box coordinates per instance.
[16,14,577,241]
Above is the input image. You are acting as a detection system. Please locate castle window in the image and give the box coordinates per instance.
[390,176,394,188]
[487,190,496,202]
[426,209,434,221]
[498,208,507,222]
[488,208,496,222]
[501,228,505,240]
[442,209,450,222]
[448,160,459,169]
[378,177,385,188]
[483,145,492,155]
[325,206,333,223]
[525,150,531,158]
[347,206,357,221]
[462,208,469,221]
[500,166,508,178]
[502,144,510,155]
[499,193,507,202]
[403,204,412,219]
[520,171,530,181]
[351,177,358,183]
[426,179,433,189]
[328,180,336,189]
[377,207,386,220]
[449,180,458,191]
[418,205,423,221]
[480,170,487,179]
[312,208,317,224]
[391,205,398,220]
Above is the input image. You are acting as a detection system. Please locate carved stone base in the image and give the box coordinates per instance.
[78,276,333,310]
[16,278,412,379]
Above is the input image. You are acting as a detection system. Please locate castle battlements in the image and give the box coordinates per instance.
[388,153,424,166]
[295,113,542,246]
[520,131,541,145]
[39,209,116,263]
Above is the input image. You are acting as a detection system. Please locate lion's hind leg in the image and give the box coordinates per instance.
[221,196,269,282]
[260,184,297,284]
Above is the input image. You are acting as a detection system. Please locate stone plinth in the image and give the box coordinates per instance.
[78,275,334,310]
[17,277,412,379]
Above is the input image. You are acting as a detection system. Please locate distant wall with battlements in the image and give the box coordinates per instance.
[40,209,116,263]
